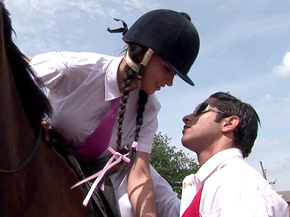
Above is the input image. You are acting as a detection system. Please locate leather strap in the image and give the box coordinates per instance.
[49,130,120,217]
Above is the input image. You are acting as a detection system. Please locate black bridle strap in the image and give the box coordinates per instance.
[0,126,42,174]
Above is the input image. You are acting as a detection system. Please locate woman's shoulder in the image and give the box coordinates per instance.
[32,51,115,65]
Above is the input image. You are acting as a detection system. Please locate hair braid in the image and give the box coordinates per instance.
[134,90,148,141]
[116,65,135,151]
[115,44,150,186]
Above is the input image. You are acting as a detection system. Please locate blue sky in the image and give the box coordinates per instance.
[4,0,290,191]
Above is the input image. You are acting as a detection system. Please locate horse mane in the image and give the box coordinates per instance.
[1,3,52,129]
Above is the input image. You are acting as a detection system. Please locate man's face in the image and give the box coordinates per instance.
[181,98,223,153]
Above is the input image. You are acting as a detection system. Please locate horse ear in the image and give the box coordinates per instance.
[221,116,239,133]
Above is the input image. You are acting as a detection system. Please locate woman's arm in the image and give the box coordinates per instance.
[127,151,157,217]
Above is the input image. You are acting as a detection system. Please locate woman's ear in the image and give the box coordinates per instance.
[221,116,240,133]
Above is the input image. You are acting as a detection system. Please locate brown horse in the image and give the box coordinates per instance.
[0,3,96,217]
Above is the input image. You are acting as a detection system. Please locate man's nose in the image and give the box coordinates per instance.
[182,114,192,123]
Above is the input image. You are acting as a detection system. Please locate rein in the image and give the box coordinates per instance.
[0,126,42,174]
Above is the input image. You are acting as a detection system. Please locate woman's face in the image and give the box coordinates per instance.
[141,54,175,95]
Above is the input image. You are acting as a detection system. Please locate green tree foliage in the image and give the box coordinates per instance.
[150,132,199,198]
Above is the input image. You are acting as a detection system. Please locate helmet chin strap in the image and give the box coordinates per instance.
[125,48,154,89]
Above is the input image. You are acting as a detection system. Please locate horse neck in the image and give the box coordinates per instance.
[0,49,37,168]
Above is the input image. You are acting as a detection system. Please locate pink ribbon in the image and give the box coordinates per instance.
[71,142,138,207]
[132,141,138,149]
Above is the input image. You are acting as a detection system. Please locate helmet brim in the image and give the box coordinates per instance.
[168,62,195,86]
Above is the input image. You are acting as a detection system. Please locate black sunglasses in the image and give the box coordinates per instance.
[193,103,225,116]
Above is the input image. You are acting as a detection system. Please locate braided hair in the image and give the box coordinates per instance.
[115,43,149,185]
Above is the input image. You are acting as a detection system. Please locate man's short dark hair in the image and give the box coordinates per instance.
[210,92,260,158]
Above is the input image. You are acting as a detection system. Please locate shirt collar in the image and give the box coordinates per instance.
[196,148,243,183]
[105,56,124,101]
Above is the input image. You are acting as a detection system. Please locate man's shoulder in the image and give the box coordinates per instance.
[220,158,264,180]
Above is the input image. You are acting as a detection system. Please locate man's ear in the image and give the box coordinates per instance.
[221,116,239,133]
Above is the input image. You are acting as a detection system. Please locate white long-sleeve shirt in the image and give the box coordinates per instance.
[30,51,180,217]
[180,148,289,217]
[30,51,160,156]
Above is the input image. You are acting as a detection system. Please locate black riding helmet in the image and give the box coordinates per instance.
[122,9,200,86]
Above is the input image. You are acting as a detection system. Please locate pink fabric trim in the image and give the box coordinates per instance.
[71,142,138,207]
[75,98,120,161]
[182,185,204,217]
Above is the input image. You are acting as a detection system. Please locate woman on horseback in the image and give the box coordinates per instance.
[29,9,200,217]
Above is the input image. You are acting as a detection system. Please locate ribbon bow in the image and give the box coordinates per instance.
[71,142,138,206]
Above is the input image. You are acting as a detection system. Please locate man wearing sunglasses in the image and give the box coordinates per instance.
[180,92,289,217]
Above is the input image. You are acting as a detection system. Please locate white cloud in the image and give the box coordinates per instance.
[6,0,158,24]
[71,1,107,19]
[261,94,273,101]
[273,51,290,77]
[283,106,290,114]
[264,155,290,184]
[202,13,290,57]
[7,0,67,15]
[254,138,279,150]
[284,93,290,102]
